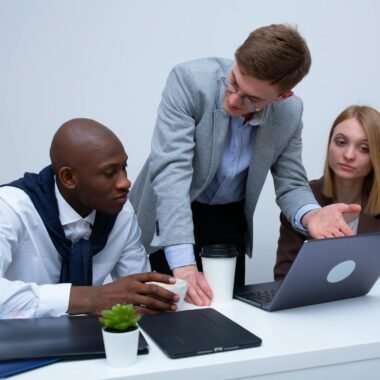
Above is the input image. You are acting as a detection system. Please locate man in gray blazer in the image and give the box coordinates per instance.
[129,24,360,306]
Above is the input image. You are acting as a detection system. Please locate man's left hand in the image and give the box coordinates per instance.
[302,203,361,238]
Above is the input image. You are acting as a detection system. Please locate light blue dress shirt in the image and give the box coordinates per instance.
[165,112,318,270]
[166,113,259,269]
[197,116,256,204]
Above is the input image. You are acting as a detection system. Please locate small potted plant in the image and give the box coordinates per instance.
[99,304,141,367]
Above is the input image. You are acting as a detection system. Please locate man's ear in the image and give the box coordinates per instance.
[58,167,77,190]
[276,91,294,101]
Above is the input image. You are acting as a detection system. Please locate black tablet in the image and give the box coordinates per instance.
[139,308,261,359]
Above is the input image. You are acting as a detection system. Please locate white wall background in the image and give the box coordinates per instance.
[1,0,379,284]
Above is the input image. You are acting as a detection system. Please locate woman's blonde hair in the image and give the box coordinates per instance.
[323,105,380,215]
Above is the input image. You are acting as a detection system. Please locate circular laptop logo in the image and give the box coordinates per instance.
[327,260,356,283]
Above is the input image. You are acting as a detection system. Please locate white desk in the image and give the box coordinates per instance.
[13,281,380,380]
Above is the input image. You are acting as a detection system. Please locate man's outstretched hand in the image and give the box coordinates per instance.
[302,203,361,238]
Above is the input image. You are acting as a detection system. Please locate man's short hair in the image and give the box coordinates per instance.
[235,24,311,93]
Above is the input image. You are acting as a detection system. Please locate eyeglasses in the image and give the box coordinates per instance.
[222,77,259,110]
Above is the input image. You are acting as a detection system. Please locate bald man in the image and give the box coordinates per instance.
[0,118,178,318]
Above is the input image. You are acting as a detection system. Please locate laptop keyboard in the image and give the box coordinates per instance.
[243,289,277,305]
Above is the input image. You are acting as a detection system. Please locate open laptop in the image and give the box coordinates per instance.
[139,308,262,358]
[234,232,380,311]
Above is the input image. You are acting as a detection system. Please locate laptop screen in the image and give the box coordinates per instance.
[234,232,380,311]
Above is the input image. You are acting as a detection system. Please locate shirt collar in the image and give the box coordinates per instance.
[246,107,266,126]
[54,182,96,227]
[232,107,267,128]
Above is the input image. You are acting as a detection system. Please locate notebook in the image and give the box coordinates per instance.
[234,232,380,311]
[139,308,262,358]
[0,314,148,362]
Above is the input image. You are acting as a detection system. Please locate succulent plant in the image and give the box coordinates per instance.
[99,304,141,332]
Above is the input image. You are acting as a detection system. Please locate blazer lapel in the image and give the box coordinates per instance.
[246,108,277,207]
[190,83,230,199]
[208,80,230,184]
[192,108,229,198]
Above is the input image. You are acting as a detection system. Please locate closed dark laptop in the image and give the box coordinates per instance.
[0,314,148,361]
[139,308,262,359]
[234,232,380,311]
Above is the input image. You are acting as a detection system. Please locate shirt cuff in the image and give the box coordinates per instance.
[36,283,72,317]
[164,244,196,270]
[294,204,321,233]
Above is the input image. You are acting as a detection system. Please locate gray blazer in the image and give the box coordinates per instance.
[129,58,317,257]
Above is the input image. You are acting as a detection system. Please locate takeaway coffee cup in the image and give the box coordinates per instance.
[200,244,238,303]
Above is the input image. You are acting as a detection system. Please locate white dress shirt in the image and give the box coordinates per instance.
[0,185,149,319]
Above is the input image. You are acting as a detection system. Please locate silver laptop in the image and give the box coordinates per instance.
[234,232,380,311]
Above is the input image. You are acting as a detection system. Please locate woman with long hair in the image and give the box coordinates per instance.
[275,105,380,280]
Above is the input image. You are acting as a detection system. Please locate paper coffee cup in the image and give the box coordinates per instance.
[200,244,238,303]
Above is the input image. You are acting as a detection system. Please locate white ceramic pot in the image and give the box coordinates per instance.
[102,326,139,367]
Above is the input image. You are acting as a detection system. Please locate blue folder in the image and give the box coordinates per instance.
[0,358,59,378]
